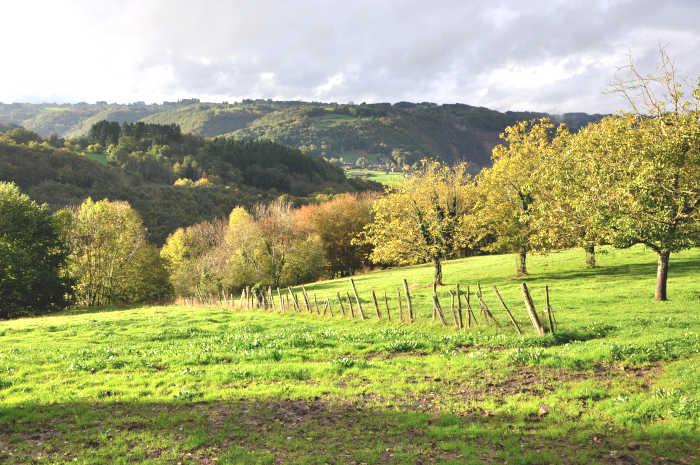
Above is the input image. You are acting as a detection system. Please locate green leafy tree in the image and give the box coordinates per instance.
[574,50,700,300]
[564,113,700,300]
[0,182,70,317]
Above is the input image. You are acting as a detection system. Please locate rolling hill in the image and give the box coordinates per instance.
[0,100,603,167]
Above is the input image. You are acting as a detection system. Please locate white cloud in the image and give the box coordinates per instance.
[314,73,345,96]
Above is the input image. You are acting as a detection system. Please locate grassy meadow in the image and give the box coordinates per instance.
[346,168,405,187]
[0,246,699,464]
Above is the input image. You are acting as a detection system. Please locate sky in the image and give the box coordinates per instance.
[1,0,699,113]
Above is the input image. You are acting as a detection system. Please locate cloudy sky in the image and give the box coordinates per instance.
[2,0,699,113]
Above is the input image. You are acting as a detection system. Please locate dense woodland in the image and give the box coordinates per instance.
[0,122,375,243]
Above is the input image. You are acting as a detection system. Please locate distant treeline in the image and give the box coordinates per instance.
[0,99,604,168]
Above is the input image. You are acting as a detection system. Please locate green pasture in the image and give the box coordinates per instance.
[0,245,698,464]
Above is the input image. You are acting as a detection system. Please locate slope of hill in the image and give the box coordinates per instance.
[1,246,698,464]
[0,100,604,167]
[0,126,374,243]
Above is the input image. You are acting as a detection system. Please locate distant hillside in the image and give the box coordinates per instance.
[0,100,604,167]
[0,123,374,243]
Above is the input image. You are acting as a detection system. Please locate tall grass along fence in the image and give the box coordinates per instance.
[176,279,558,336]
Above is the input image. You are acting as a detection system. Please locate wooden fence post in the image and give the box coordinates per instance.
[371,290,382,320]
[403,279,414,323]
[337,292,347,317]
[350,279,367,320]
[432,285,448,326]
[288,287,301,312]
[465,285,476,327]
[521,283,545,336]
[301,286,312,313]
[476,282,498,326]
[346,292,358,319]
[449,290,460,328]
[397,288,404,323]
[493,286,523,335]
[545,285,556,334]
[383,291,391,321]
[455,284,464,329]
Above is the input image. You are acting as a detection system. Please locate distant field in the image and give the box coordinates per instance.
[82,150,109,165]
[346,168,405,187]
[0,246,698,464]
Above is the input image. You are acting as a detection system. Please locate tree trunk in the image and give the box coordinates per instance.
[585,245,596,268]
[655,250,670,301]
[433,257,443,286]
[517,248,527,276]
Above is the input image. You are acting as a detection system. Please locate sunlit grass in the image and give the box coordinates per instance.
[0,245,698,464]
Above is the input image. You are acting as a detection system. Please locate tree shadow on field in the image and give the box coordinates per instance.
[0,398,697,465]
[519,256,700,286]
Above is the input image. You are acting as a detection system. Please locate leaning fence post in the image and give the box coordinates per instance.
[371,290,382,320]
[337,292,347,317]
[493,286,523,335]
[432,284,448,326]
[521,283,545,336]
[288,287,301,312]
[346,292,358,319]
[301,286,313,313]
[403,279,414,322]
[477,282,498,326]
[350,279,367,320]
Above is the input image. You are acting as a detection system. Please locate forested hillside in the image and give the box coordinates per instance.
[0,100,603,167]
[0,123,372,243]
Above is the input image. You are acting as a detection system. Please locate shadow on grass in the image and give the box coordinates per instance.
[524,256,700,285]
[1,398,696,465]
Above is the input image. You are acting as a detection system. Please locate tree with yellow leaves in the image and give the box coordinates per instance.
[362,160,474,285]
[470,118,563,275]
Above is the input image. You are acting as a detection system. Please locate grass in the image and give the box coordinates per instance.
[0,245,698,464]
[82,151,109,165]
[346,168,405,187]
